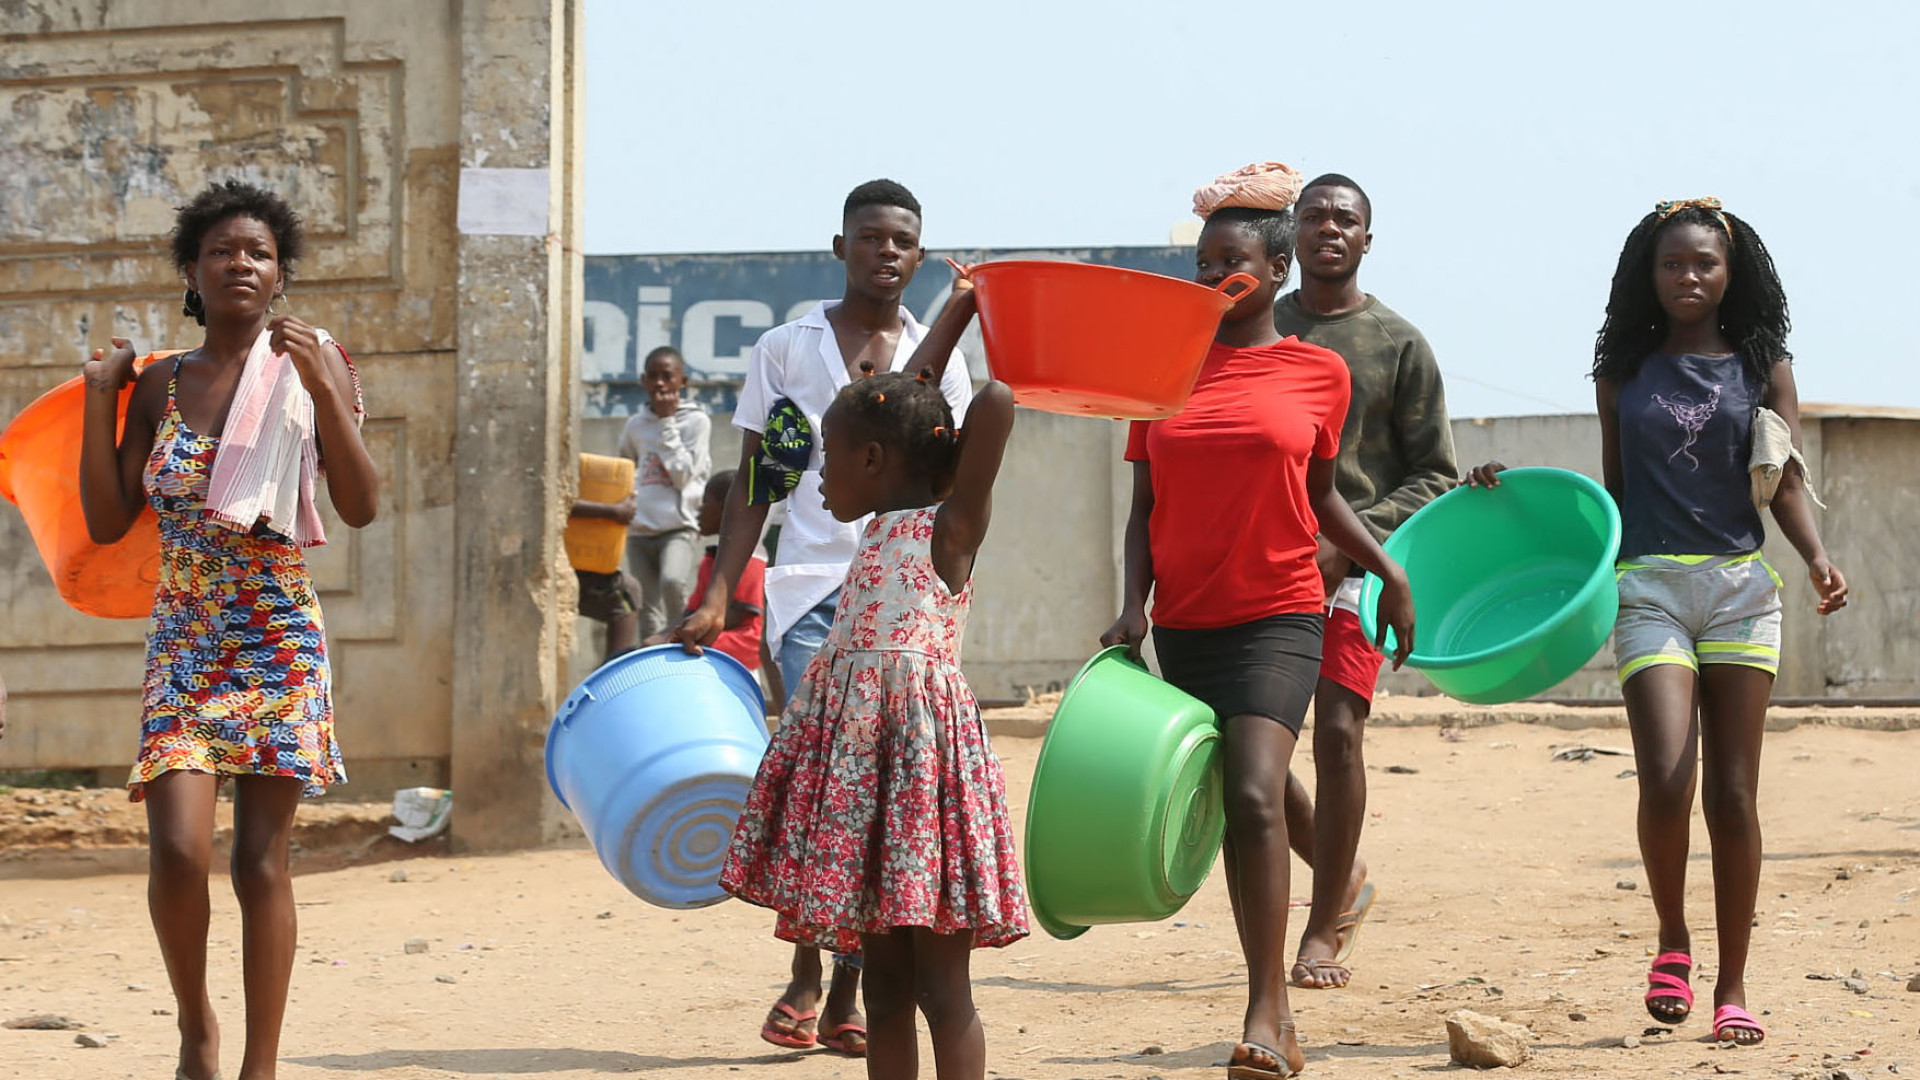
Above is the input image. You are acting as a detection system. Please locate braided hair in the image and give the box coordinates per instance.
[830,363,959,486]
[1592,204,1790,393]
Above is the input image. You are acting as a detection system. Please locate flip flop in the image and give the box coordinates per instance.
[1225,1025,1302,1079]
[1711,1004,1765,1046]
[1290,955,1351,990]
[1332,881,1377,967]
[759,1001,818,1049]
[819,1021,868,1057]
[1643,950,1694,1024]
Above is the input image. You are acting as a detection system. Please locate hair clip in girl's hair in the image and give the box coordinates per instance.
[875,392,886,403]
[932,425,947,438]
[916,367,935,383]
[858,360,876,376]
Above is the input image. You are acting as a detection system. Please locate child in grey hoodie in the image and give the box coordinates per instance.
[618,347,711,638]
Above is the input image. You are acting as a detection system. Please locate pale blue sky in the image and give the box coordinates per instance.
[583,0,1920,418]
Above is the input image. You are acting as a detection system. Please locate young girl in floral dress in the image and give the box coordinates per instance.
[718,269,1024,1080]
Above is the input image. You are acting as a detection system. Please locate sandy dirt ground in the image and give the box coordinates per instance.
[4,721,1919,1079]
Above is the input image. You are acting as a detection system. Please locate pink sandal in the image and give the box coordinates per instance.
[759,1002,818,1049]
[1643,951,1694,1023]
[1712,1004,1765,1045]
[819,1021,868,1057]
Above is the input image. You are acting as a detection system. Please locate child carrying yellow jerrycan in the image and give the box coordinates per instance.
[565,452,634,574]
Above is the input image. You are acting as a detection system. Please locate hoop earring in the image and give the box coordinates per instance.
[181,288,204,319]
[268,293,289,317]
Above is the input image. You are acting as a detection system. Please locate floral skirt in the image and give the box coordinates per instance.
[719,647,1028,953]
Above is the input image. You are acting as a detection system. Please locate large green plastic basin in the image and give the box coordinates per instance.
[1359,467,1621,705]
[1024,647,1226,940]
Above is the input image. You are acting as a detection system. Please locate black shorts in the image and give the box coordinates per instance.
[576,569,637,623]
[1152,612,1324,734]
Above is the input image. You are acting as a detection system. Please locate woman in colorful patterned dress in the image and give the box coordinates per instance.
[78,181,378,1080]
[717,268,1024,1080]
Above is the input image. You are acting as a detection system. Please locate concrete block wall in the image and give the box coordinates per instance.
[573,405,1920,705]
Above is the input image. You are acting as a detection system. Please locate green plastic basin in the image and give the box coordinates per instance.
[1024,647,1226,940]
[1359,467,1621,705]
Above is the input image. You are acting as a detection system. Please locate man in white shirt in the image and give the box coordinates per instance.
[673,179,970,1056]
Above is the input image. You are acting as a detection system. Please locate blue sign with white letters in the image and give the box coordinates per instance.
[582,246,1193,417]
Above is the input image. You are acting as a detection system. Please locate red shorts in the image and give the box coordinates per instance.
[1320,607,1384,702]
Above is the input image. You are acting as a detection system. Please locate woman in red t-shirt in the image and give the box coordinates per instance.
[1102,162,1415,1079]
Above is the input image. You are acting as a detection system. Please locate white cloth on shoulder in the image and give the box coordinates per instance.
[204,326,355,547]
[1749,405,1825,510]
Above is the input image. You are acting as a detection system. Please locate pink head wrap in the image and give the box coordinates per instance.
[1192,162,1305,220]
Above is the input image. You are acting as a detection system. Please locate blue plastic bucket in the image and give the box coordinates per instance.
[545,645,768,908]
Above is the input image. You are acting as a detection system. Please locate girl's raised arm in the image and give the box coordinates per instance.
[907,260,978,385]
[931,380,1013,593]
[920,264,1011,591]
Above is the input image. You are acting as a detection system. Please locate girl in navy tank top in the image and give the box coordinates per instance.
[1471,200,1846,1047]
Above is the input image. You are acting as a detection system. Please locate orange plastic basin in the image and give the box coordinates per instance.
[969,261,1256,420]
[0,356,169,619]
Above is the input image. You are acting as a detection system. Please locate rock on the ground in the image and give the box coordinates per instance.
[74,1032,109,1048]
[1615,880,1638,891]
[1907,973,1920,992]
[1446,1009,1532,1068]
[404,938,429,954]
[1842,976,1869,994]
[1621,1034,1641,1048]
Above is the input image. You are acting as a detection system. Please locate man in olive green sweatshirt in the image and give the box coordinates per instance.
[1276,174,1458,990]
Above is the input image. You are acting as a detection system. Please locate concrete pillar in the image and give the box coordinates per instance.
[451,0,582,850]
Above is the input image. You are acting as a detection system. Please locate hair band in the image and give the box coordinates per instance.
[1655,197,1733,242]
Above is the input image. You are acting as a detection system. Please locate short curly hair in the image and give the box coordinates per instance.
[170,180,306,279]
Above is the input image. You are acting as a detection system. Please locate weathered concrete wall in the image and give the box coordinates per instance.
[0,4,465,792]
[574,407,1920,704]
[0,3,584,850]
[450,0,582,850]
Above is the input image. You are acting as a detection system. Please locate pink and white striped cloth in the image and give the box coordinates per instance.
[204,327,363,548]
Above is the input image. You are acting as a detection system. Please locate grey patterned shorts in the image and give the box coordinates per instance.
[1613,552,1783,683]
